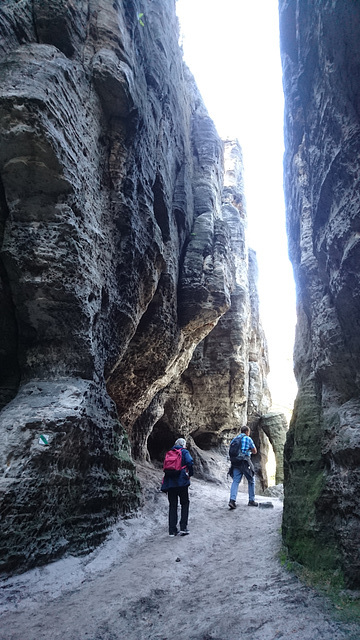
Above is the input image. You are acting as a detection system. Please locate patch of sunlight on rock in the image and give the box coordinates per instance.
[266,442,277,487]
[268,356,297,424]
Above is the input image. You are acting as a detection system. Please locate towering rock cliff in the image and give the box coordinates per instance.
[280,0,360,587]
[146,141,272,479]
[0,0,272,574]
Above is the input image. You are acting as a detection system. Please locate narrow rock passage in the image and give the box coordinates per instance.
[0,465,359,640]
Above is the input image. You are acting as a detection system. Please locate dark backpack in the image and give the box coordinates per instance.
[163,448,185,476]
[229,435,248,464]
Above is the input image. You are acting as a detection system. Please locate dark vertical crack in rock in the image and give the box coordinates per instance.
[0,175,20,409]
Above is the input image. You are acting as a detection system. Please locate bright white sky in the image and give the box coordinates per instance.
[176,0,297,415]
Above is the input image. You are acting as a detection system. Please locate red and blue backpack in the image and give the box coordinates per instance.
[163,447,186,476]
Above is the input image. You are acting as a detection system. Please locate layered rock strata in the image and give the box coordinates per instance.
[0,0,273,574]
[146,142,272,482]
[280,0,360,586]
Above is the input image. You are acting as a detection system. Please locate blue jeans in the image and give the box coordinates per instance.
[230,466,255,502]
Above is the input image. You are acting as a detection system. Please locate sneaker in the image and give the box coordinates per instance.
[179,529,190,536]
[169,530,178,537]
[248,500,258,507]
[228,499,236,509]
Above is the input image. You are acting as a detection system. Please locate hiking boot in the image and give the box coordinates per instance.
[179,529,190,536]
[228,499,236,509]
[248,500,258,507]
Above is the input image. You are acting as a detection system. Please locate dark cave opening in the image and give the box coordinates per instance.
[191,431,217,451]
[148,421,221,462]
[147,419,177,462]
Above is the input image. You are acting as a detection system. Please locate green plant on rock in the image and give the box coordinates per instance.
[279,544,360,624]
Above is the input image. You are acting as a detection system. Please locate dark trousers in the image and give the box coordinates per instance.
[167,486,189,534]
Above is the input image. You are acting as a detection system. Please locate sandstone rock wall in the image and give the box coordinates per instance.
[146,142,272,480]
[280,0,360,587]
[0,0,273,574]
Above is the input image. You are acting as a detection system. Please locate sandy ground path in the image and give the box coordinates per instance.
[0,464,359,640]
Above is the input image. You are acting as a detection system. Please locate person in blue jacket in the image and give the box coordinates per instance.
[228,426,258,509]
[161,437,194,537]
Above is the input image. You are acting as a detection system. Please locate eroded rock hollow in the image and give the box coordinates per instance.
[280,0,360,587]
[0,0,278,574]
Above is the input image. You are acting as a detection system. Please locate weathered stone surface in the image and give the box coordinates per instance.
[0,379,138,573]
[91,49,136,118]
[33,0,89,58]
[0,0,273,573]
[0,0,221,573]
[144,142,272,475]
[107,101,234,434]
[280,0,360,587]
[259,412,288,485]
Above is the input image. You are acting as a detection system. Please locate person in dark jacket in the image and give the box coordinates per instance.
[161,437,194,537]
